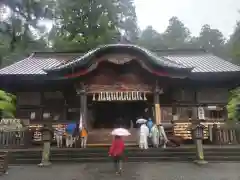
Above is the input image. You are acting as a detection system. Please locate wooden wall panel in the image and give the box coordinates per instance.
[17,92,41,105]
[197,88,228,103]
[16,108,41,120]
[172,88,195,102]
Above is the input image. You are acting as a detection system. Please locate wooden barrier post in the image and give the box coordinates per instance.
[0,151,8,175]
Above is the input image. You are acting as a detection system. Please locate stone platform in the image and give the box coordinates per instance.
[3,163,240,180]
[1,145,240,164]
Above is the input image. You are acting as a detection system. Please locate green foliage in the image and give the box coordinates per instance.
[228,21,240,65]
[138,17,228,54]
[227,88,240,120]
[137,26,167,50]
[0,0,52,66]
[193,24,226,57]
[162,16,191,48]
[0,1,239,67]
[0,90,16,118]
[49,0,139,52]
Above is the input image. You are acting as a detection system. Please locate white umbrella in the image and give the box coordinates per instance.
[136,118,147,124]
[111,128,131,136]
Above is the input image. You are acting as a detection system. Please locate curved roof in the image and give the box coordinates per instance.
[45,44,191,73]
[1,47,240,76]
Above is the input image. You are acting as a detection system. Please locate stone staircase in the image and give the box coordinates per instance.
[87,129,139,145]
[6,146,240,164]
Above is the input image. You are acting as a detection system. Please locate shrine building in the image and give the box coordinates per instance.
[0,44,239,144]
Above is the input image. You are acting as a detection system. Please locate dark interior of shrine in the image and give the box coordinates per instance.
[91,101,150,129]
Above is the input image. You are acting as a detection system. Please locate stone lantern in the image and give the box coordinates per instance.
[188,120,208,165]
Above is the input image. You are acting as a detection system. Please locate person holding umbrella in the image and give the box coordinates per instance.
[136,118,149,149]
[139,123,149,149]
[110,128,130,174]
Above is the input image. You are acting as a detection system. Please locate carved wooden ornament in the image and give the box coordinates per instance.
[92,91,148,101]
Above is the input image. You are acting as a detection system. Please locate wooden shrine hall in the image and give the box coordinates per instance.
[0,44,240,144]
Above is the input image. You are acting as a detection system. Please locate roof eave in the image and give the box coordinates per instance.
[45,44,189,73]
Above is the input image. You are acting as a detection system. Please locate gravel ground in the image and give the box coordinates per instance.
[1,162,240,180]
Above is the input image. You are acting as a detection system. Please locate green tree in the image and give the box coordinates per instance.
[193,24,226,58]
[0,90,16,118]
[137,26,167,50]
[227,21,240,65]
[162,16,191,48]
[227,88,240,121]
[0,0,52,67]
[49,0,139,52]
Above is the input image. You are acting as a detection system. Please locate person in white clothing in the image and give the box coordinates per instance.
[150,124,160,148]
[139,123,149,149]
[65,134,73,147]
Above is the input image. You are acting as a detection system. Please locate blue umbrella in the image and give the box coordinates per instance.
[66,123,76,135]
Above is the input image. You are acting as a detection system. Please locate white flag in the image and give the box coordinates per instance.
[79,114,83,130]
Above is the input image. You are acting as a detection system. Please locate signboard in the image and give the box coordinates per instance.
[198,107,205,120]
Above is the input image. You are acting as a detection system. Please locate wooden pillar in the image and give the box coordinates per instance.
[154,81,161,125]
[40,91,44,122]
[192,89,198,120]
[222,106,228,121]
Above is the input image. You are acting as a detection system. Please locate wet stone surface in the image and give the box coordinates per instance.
[1,162,240,180]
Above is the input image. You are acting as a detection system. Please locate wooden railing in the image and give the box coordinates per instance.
[173,121,240,145]
[0,151,8,175]
[0,129,31,149]
[211,126,240,145]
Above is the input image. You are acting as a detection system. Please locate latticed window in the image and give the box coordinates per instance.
[175,107,192,120]
[204,106,225,120]
[161,107,172,122]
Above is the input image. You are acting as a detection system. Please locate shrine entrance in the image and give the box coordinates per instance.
[54,45,190,144]
[92,101,148,129]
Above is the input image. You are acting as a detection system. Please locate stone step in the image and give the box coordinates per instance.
[87,129,139,144]
[9,155,240,165]
[7,147,240,164]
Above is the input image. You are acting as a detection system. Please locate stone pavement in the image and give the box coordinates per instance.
[1,162,240,180]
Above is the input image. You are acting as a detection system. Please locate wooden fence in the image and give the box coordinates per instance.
[0,130,31,149]
[210,125,240,145]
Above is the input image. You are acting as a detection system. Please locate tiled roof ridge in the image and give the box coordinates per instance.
[158,56,192,68]
[47,44,191,71]
[32,47,206,55]
[0,53,35,71]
